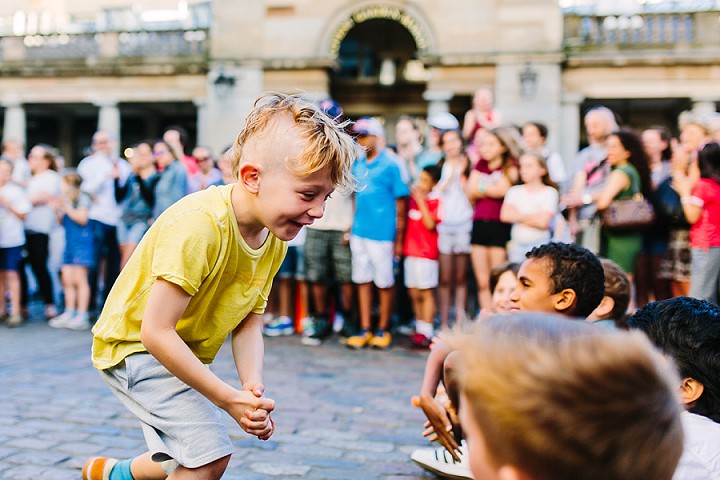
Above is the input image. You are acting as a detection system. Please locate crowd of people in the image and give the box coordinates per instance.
[2,88,720,350]
[264,88,720,352]
[2,92,714,480]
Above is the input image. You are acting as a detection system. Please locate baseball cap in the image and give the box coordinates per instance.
[427,112,460,131]
[318,98,344,119]
[352,117,385,137]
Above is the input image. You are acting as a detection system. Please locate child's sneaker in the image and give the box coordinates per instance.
[301,315,331,347]
[45,304,59,319]
[262,316,294,337]
[346,330,373,349]
[6,314,23,328]
[49,311,74,329]
[369,330,392,349]
[65,312,92,331]
[332,311,345,333]
[82,456,119,480]
[410,440,473,480]
[410,332,432,349]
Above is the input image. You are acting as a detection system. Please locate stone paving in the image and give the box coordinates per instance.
[0,314,438,479]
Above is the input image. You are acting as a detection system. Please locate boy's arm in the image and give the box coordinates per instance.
[395,197,407,257]
[231,313,274,441]
[412,190,437,231]
[141,278,275,438]
[417,339,461,460]
[231,312,265,392]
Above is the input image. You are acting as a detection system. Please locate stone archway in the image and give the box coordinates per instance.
[320,3,436,123]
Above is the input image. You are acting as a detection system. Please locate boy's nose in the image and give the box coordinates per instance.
[308,201,325,219]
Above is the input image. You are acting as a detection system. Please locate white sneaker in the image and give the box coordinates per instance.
[411,441,474,480]
[64,313,92,331]
[332,311,344,333]
[49,312,74,329]
[262,316,294,337]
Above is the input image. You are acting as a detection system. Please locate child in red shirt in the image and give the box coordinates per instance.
[675,141,720,303]
[404,165,442,348]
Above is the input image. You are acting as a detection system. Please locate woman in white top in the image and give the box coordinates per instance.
[22,145,61,318]
[500,151,559,264]
[435,129,474,328]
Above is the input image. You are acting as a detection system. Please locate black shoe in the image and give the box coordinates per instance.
[301,315,331,346]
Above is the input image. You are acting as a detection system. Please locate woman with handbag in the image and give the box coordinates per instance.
[564,130,652,288]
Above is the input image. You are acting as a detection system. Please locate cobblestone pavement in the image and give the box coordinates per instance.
[0,314,438,480]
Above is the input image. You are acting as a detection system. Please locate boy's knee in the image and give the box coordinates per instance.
[183,455,230,480]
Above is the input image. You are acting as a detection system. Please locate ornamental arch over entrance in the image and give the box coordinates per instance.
[321,3,462,139]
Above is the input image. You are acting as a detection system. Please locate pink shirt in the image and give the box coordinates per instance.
[404,195,441,260]
[472,159,505,222]
[690,178,720,249]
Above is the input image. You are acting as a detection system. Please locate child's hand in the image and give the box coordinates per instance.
[241,382,275,441]
[224,389,276,440]
[419,395,461,461]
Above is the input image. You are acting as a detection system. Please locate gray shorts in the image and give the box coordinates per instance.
[99,353,234,470]
[304,228,352,283]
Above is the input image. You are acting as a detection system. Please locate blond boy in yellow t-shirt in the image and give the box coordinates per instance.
[83,93,357,480]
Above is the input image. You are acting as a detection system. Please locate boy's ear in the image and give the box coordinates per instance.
[498,465,533,480]
[679,377,704,407]
[238,163,261,194]
[590,295,615,321]
[553,288,577,315]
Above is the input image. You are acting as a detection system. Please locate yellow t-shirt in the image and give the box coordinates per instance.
[91,184,287,370]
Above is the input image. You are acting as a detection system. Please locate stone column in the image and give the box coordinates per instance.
[193,97,208,147]
[422,90,454,119]
[2,100,26,147]
[204,64,264,154]
[95,100,121,156]
[560,92,585,176]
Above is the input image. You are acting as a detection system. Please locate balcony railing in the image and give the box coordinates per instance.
[564,11,720,49]
[1,29,208,63]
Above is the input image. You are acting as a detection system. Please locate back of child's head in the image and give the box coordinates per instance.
[598,258,631,326]
[526,242,605,318]
[698,141,720,183]
[450,312,683,480]
[62,172,83,202]
[628,297,720,423]
[422,164,442,185]
[232,93,356,189]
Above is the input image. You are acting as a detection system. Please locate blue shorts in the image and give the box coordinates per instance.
[0,246,23,271]
[277,245,305,280]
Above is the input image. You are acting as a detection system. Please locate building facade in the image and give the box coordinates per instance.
[1,0,719,165]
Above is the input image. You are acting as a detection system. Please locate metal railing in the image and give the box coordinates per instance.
[1,29,208,62]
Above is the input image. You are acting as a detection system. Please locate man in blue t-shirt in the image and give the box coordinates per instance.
[347,117,410,350]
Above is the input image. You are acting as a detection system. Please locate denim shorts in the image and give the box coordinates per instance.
[0,246,23,271]
[277,245,306,280]
[117,220,150,245]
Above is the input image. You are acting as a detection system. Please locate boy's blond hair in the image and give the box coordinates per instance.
[450,312,683,480]
[230,92,357,189]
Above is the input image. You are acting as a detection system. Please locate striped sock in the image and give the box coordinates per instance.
[109,458,134,480]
